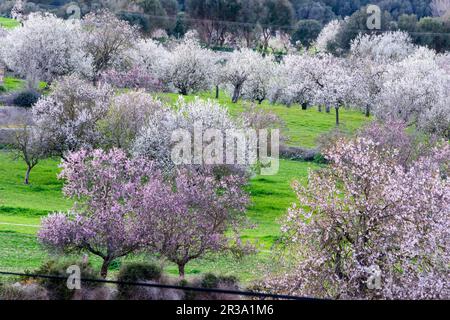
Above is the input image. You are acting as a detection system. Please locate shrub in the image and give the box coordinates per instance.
[0,285,28,300]
[187,273,240,300]
[32,260,102,300]
[13,90,41,108]
[0,85,6,92]
[116,263,173,300]
[0,283,48,300]
[279,145,319,162]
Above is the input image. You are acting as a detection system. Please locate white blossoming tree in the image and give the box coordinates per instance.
[99,90,164,151]
[124,38,169,76]
[160,38,215,95]
[377,47,450,138]
[222,49,267,103]
[11,0,25,23]
[32,75,113,157]
[314,19,343,53]
[0,13,91,87]
[133,97,242,171]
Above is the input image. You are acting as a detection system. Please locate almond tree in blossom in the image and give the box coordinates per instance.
[348,31,416,117]
[0,13,90,87]
[377,47,450,138]
[264,123,450,299]
[39,149,249,278]
[38,149,160,278]
[142,167,249,278]
[32,75,112,157]
[161,38,215,95]
[222,49,266,103]
[82,10,138,81]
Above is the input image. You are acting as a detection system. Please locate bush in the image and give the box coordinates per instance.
[116,263,162,299]
[186,273,240,300]
[13,90,41,108]
[99,67,162,91]
[0,285,28,300]
[32,260,102,300]
[0,283,48,300]
[280,145,319,162]
[0,85,6,93]
[201,273,238,289]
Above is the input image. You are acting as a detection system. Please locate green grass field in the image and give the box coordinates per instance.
[1,76,26,93]
[0,76,47,95]
[0,91,370,281]
[0,17,20,29]
[159,91,369,148]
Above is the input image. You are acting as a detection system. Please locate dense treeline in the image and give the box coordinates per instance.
[1,0,437,20]
[0,0,449,50]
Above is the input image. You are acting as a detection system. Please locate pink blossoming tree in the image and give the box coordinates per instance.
[38,149,159,278]
[142,168,250,278]
[264,124,450,299]
[39,149,250,278]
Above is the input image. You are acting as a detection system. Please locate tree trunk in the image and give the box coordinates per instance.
[215,85,219,99]
[325,106,331,113]
[232,85,241,103]
[318,105,322,112]
[24,166,32,185]
[365,106,370,117]
[178,264,185,279]
[335,107,340,126]
[301,102,308,110]
[100,259,111,279]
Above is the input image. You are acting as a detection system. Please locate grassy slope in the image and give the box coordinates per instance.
[1,77,26,92]
[0,76,47,95]
[0,92,370,280]
[0,16,44,94]
[0,17,19,29]
[158,91,369,148]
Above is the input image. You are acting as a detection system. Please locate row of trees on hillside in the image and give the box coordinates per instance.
[1,0,448,51]
[1,12,448,136]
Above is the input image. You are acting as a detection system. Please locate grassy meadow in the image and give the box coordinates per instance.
[0,17,20,29]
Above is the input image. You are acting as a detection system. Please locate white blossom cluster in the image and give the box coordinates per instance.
[132,97,240,170]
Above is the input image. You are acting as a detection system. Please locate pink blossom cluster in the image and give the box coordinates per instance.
[99,67,162,92]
